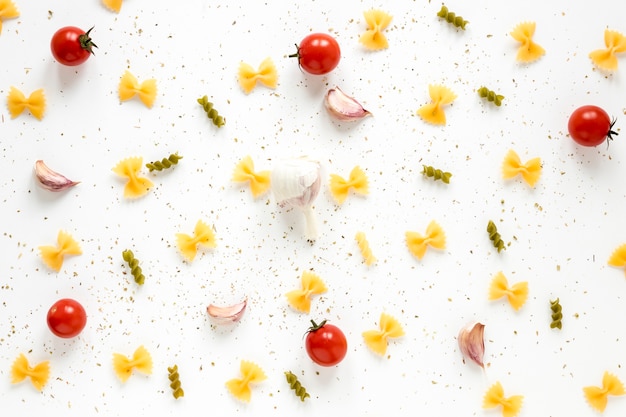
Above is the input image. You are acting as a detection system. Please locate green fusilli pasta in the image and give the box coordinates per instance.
[437,5,468,30]
[197,95,225,127]
[486,220,506,252]
[550,298,562,330]
[167,365,184,399]
[422,165,452,184]
[146,153,183,172]
[285,371,310,401]
[122,249,145,285]
[477,86,504,106]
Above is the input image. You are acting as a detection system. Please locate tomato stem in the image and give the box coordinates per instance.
[288,43,300,59]
[79,26,98,56]
[308,319,326,332]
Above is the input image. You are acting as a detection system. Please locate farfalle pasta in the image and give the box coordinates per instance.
[583,371,625,412]
[232,155,271,198]
[483,381,524,417]
[225,360,266,402]
[0,0,19,34]
[10,353,50,391]
[405,220,446,260]
[362,312,404,355]
[355,231,377,266]
[118,71,157,108]
[510,22,545,63]
[589,29,626,71]
[7,87,46,120]
[488,271,528,311]
[39,230,82,272]
[502,149,541,188]
[285,270,327,313]
[237,57,278,94]
[416,84,456,125]
[112,157,153,198]
[329,166,369,204]
[608,243,626,275]
[102,0,122,13]
[112,345,153,383]
[359,9,392,50]
[175,220,216,262]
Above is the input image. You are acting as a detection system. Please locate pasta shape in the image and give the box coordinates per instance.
[285,270,327,313]
[437,5,468,30]
[483,381,524,417]
[102,0,122,13]
[355,231,377,266]
[231,155,271,198]
[422,165,451,183]
[237,57,278,94]
[146,153,182,172]
[486,220,506,252]
[477,86,504,106]
[7,87,46,120]
[118,70,157,108]
[285,371,310,401]
[488,271,528,311]
[39,230,82,272]
[359,9,392,50]
[416,84,456,125]
[608,243,626,275]
[583,371,625,412]
[197,95,225,127]
[329,166,369,204]
[405,220,446,260]
[10,353,50,391]
[168,365,185,399]
[112,345,153,383]
[502,149,541,188]
[112,157,153,198]
[589,29,626,71]
[510,22,545,63]
[175,220,217,262]
[362,312,405,355]
[0,0,19,34]
[122,249,145,285]
[549,298,562,330]
[225,360,266,402]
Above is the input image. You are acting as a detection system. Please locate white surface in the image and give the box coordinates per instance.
[2,0,626,415]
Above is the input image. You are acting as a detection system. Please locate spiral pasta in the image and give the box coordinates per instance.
[168,365,185,399]
[39,230,82,272]
[437,5,468,30]
[122,249,145,285]
[422,165,451,184]
[197,95,225,127]
[483,381,524,417]
[284,371,310,401]
[550,298,562,330]
[112,345,153,382]
[355,231,377,266]
[510,22,545,63]
[486,220,506,252]
[477,86,504,106]
[146,153,183,172]
[7,86,46,120]
[589,29,626,71]
[10,353,50,391]
[583,371,625,412]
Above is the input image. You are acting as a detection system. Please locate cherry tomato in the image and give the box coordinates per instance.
[289,33,341,75]
[304,319,347,366]
[50,26,97,66]
[47,298,87,338]
[567,105,618,147]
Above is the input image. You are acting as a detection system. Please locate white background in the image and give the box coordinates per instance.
[1,0,626,416]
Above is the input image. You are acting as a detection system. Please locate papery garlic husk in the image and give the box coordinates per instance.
[34,160,80,192]
[270,157,321,240]
[458,321,485,368]
[324,86,372,122]
[207,298,247,324]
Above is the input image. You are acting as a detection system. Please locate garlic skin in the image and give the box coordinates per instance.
[458,321,485,368]
[34,160,80,192]
[207,298,247,324]
[324,86,372,122]
[270,157,322,240]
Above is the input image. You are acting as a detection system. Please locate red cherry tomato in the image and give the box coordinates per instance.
[50,26,97,66]
[304,320,347,366]
[47,298,87,338]
[567,105,618,147]
[289,33,341,75]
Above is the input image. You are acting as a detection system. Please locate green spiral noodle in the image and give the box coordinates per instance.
[122,249,145,285]
[486,220,506,252]
[477,87,504,106]
[168,365,185,399]
[197,95,225,127]
[437,5,468,30]
[550,298,563,330]
[146,153,183,172]
[285,371,310,402]
[422,165,452,184]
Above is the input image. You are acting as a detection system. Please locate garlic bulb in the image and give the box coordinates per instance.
[271,157,322,240]
[324,86,371,122]
[458,321,485,368]
[34,160,80,192]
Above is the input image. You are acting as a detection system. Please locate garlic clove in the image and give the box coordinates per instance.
[207,298,247,324]
[34,160,80,192]
[324,86,372,122]
[458,321,485,368]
